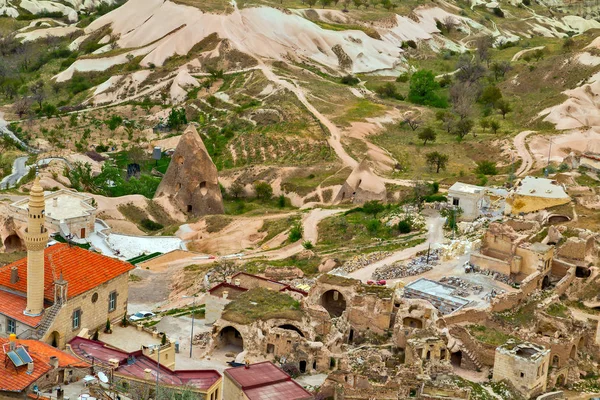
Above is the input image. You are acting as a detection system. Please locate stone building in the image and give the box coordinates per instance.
[0,178,134,348]
[492,341,550,399]
[10,189,97,239]
[223,361,313,400]
[0,335,88,399]
[334,159,387,204]
[154,125,224,216]
[470,222,554,283]
[447,182,489,221]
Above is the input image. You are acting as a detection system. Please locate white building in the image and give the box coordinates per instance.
[447,182,490,221]
[10,189,97,239]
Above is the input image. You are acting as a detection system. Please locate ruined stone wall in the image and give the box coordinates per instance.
[347,294,393,335]
[551,259,573,279]
[557,238,589,265]
[506,219,539,232]
[470,252,511,275]
[554,266,576,296]
[483,231,514,255]
[493,346,550,398]
[437,309,488,328]
[449,326,496,367]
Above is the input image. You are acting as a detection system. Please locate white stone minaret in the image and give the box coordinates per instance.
[24,176,48,316]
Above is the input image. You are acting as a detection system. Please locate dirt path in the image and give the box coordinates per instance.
[511,46,544,62]
[349,214,445,282]
[514,130,535,176]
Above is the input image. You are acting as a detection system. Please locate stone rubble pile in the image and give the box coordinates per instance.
[372,250,440,280]
[470,266,514,285]
[336,251,392,273]
[192,331,211,347]
[439,276,483,297]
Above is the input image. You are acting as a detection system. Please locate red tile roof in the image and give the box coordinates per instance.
[69,337,221,390]
[225,361,313,400]
[0,338,87,393]
[0,290,42,327]
[0,244,134,302]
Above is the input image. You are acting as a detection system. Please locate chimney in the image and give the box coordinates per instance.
[8,334,16,351]
[53,197,58,207]
[57,388,64,400]
[234,279,241,286]
[225,277,232,284]
[244,359,250,369]
[10,267,19,284]
[49,356,59,369]
[222,291,229,300]
[27,362,34,375]
[144,368,152,380]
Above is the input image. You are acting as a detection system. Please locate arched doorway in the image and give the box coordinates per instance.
[556,374,566,386]
[49,331,61,348]
[3,234,23,252]
[570,345,577,359]
[218,326,244,352]
[552,354,559,368]
[321,290,346,317]
[348,328,354,343]
[278,324,305,338]
[299,360,307,373]
[403,317,423,329]
[542,275,550,289]
[450,351,462,367]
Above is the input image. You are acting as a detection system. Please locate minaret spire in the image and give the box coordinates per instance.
[24,176,48,316]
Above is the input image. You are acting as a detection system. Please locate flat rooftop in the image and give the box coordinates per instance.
[404,278,470,307]
[514,176,569,199]
[448,182,485,195]
[12,190,95,221]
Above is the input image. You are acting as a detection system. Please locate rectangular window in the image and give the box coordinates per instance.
[72,309,81,330]
[108,291,117,312]
[452,198,460,206]
[6,318,16,334]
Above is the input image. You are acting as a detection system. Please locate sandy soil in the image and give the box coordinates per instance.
[528,129,600,165]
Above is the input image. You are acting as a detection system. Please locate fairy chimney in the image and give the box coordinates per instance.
[154,125,224,216]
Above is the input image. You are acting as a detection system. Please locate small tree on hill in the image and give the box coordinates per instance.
[362,200,384,217]
[480,118,490,133]
[496,99,512,119]
[167,107,187,130]
[489,119,501,134]
[426,151,449,173]
[453,118,474,141]
[253,181,273,200]
[418,127,437,145]
[408,70,444,107]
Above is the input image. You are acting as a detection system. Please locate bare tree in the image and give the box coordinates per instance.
[436,110,456,133]
[30,81,46,111]
[12,97,31,119]
[442,16,459,32]
[449,83,476,121]
[475,35,493,67]
[403,114,421,131]
[491,61,512,81]
[455,55,486,85]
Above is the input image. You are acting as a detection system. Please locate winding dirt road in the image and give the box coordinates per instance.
[514,130,535,176]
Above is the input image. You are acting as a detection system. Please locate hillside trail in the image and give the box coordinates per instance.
[259,63,416,187]
[514,130,535,176]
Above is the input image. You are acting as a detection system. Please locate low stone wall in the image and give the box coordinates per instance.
[551,259,573,279]
[438,309,488,327]
[449,326,496,367]
[554,266,576,296]
[470,252,511,276]
[536,391,565,400]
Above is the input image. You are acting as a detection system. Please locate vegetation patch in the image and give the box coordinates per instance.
[222,288,303,324]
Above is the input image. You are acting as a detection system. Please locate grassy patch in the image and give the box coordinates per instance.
[222,288,303,325]
[205,215,232,233]
[259,215,300,244]
[129,274,142,282]
[468,324,518,346]
[546,302,569,318]
[332,99,386,125]
[0,251,26,266]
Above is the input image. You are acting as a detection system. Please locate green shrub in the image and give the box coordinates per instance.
[141,219,163,231]
[302,240,314,249]
[340,75,359,85]
[475,160,498,175]
[398,219,412,233]
[408,70,447,108]
[105,115,123,131]
[365,219,381,233]
[493,7,504,17]
[396,73,409,83]
[289,223,303,242]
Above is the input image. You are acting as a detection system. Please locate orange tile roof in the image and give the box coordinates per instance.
[0,244,135,302]
[0,290,42,327]
[0,338,86,393]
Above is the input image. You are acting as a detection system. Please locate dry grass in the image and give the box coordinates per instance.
[222,288,303,324]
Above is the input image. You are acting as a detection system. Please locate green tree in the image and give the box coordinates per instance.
[365,219,381,233]
[480,118,490,132]
[496,99,512,119]
[479,85,502,108]
[320,0,332,7]
[289,223,303,242]
[489,119,500,134]
[229,182,244,199]
[426,151,449,173]
[408,70,446,107]
[253,181,273,200]
[398,219,412,233]
[167,107,188,130]
[67,162,95,192]
[475,160,498,175]
[362,200,384,217]
[418,127,437,145]
[453,118,474,140]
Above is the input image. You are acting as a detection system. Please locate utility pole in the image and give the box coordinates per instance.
[545,138,553,176]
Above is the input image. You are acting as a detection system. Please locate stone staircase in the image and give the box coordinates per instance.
[35,300,63,339]
[462,347,483,371]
